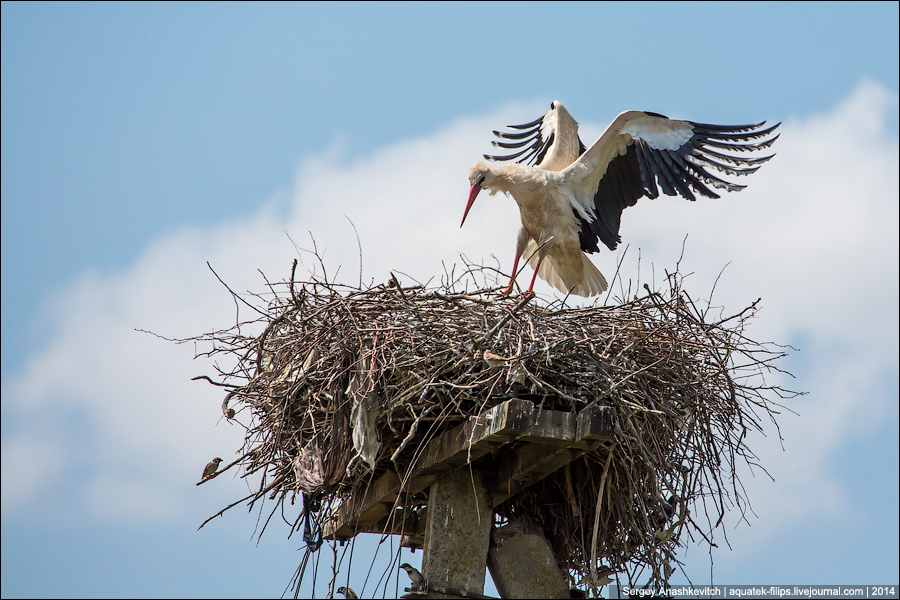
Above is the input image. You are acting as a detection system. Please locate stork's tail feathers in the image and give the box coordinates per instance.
[524,240,608,297]
[576,254,609,296]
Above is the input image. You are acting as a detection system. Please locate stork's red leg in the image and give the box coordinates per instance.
[502,254,521,296]
[526,256,544,293]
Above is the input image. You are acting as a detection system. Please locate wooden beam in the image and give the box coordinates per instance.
[324,398,535,540]
[575,403,615,447]
[321,470,402,541]
[411,398,536,477]
[491,404,612,506]
[352,506,424,537]
[322,399,615,540]
[518,406,577,444]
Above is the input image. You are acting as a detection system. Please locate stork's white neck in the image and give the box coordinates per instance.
[480,162,548,196]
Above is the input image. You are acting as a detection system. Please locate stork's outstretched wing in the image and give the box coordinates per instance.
[562,111,780,253]
[485,101,587,172]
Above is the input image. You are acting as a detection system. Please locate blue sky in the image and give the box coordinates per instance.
[2,2,898,597]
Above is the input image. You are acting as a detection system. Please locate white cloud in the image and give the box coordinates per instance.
[0,435,64,513]
[1,81,896,555]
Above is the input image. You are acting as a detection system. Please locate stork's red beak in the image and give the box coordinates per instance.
[461,184,481,228]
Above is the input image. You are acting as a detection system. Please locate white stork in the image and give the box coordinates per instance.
[461,101,780,297]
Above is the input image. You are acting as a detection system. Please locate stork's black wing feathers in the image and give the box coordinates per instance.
[691,121,781,141]
[695,144,775,167]
[507,116,544,130]
[484,117,553,165]
[690,121,765,133]
[579,144,644,253]
[485,111,587,167]
[701,135,780,153]
[484,144,539,163]
[484,127,546,163]
[660,149,698,201]
[576,119,779,253]
[492,128,538,140]
[634,143,660,199]
[534,132,555,166]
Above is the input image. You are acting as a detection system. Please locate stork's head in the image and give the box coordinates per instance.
[461,162,493,228]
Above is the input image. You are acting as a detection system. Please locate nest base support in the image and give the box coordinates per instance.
[488,518,570,599]
[421,466,492,597]
[323,399,614,542]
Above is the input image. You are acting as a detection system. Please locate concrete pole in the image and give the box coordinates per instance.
[420,466,493,596]
[487,518,570,599]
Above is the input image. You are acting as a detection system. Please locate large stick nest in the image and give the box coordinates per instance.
[191,259,796,592]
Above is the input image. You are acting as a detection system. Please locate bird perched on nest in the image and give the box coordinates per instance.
[461,101,779,297]
[196,457,222,484]
[336,586,358,599]
[399,563,425,589]
[483,349,512,368]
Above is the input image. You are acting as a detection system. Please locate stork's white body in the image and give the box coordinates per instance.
[463,102,779,297]
[472,162,608,297]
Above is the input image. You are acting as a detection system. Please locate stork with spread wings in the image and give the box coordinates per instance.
[462,101,779,297]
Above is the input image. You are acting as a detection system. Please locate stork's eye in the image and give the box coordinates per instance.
[477,175,485,187]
